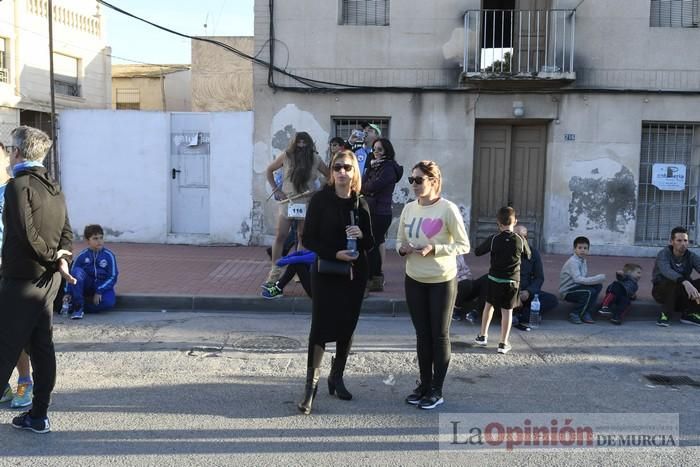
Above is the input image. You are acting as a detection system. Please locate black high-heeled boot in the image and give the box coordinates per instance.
[297,367,320,415]
[328,356,352,400]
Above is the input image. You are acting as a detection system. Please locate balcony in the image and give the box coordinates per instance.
[461,9,576,87]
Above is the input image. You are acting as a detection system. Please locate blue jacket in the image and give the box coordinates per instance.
[520,247,544,294]
[72,247,119,292]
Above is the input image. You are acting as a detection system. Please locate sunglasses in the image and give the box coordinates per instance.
[408,176,432,185]
[332,163,354,172]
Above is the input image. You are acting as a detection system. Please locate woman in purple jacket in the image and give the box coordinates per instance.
[361,138,403,292]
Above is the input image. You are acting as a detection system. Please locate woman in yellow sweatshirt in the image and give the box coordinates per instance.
[397,160,470,410]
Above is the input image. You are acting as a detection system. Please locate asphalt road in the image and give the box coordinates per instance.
[1,310,698,466]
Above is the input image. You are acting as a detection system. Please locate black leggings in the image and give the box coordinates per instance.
[278,263,312,297]
[405,275,457,392]
[368,214,392,277]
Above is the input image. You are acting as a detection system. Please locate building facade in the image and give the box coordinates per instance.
[112,64,191,111]
[252,0,700,255]
[0,0,111,140]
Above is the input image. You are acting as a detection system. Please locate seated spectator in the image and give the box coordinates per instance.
[262,250,314,299]
[63,224,119,320]
[598,263,642,325]
[452,255,486,324]
[652,226,700,327]
[512,226,558,331]
[559,236,606,324]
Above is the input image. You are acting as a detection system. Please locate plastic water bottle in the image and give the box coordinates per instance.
[530,294,541,329]
[346,236,358,258]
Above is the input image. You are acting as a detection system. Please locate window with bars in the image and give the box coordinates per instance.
[650,0,699,27]
[341,0,390,26]
[0,38,8,84]
[115,88,140,110]
[332,117,390,141]
[635,123,700,245]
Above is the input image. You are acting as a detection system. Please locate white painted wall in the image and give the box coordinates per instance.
[59,109,253,245]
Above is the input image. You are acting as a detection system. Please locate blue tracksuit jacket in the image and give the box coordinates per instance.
[71,247,119,293]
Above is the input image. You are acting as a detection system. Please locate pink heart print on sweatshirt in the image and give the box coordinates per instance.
[420,218,444,239]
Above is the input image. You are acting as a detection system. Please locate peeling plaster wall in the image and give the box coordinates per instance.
[251,94,477,245]
[545,94,700,256]
[252,0,700,255]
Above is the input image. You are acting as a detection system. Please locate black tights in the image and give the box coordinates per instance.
[405,275,457,392]
[306,338,353,371]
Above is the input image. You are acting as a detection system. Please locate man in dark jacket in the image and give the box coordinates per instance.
[512,226,558,330]
[0,126,76,434]
[652,226,700,327]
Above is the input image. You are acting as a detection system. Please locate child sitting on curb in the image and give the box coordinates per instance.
[598,263,642,325]
[559,236,606,324]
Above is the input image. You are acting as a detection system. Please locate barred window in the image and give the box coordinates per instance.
[116,88,140,110]
[635,123,700,245]
[650,0,699,27]
[341,0,390,26]
[332,117,390,141]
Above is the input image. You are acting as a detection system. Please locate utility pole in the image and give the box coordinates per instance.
[48,0,58,177]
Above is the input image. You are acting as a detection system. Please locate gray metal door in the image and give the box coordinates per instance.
[472,124,547,249]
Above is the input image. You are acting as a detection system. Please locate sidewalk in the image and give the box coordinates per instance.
[102,242,667,320]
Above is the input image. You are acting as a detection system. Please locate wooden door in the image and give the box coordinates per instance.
[472,124,547,249]
[509,125,547,248]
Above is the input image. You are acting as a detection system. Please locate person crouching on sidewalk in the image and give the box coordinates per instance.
[598,263,642,325]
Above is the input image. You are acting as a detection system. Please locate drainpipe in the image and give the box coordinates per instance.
[160,70,166,111]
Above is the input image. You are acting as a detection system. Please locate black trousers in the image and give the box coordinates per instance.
[652,278,700,317]
[405,275,457,393]
[368,214,392,277]
[0,273,61,418]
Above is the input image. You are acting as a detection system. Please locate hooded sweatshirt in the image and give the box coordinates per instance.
[361,159,404,216]
[1,166,72,279]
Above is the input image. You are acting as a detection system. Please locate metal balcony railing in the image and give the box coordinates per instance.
[462,9,576,78]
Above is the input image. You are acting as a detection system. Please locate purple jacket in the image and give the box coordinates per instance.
[361,159,403,216]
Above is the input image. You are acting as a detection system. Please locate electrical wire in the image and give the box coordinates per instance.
[98,0,700,96]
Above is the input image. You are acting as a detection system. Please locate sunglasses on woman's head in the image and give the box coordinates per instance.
[408,176,431,185]
[332,164,353,172]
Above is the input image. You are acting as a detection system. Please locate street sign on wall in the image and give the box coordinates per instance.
[651,163,686,191]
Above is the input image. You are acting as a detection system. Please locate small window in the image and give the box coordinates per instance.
[650,0,699,27]
[0,38,9,83]
[332,117,390,140]
[341,0,389,26]
[53,53,80,96]
[116,88,140,110]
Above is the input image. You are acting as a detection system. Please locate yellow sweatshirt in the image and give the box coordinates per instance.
[396,198,471,283]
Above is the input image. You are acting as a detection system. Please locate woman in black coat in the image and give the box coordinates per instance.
[298,149,374,415]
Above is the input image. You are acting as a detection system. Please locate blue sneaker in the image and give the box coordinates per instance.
[11,412,50,434]
[261,284,283,299]
[1,385,13,403]
[11,383,33,408]
[71,309,84,320]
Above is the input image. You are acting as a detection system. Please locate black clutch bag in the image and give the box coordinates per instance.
[317,258,351,276]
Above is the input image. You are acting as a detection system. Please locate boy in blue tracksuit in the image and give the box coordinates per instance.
[64,224,118,320]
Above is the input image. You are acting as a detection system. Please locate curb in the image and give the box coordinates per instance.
[116,293,664,321]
